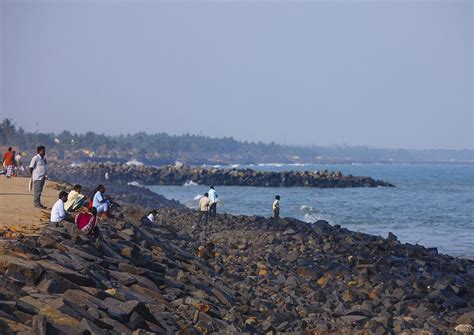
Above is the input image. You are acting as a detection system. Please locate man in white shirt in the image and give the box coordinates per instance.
[29,146,47,208]
[197,192,210,225]
[208,186,218,218]
[51,191,70,224]
[147,209,158,223]
[272,195,280,224]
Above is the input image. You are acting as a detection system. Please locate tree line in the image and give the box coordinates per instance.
[1,119,472,164]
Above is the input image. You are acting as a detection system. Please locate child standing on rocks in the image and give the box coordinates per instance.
[273,195,280,224]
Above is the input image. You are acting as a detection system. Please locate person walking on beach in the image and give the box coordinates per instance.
[14,151,24,176]
[197,192,210,225]
[51,191,72,224]
[2,147,14,178]
[273,195,280,224]
[29,146,47,208]
[208,186,218,218]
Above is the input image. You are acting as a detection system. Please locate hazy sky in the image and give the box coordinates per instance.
[1,0,472,149]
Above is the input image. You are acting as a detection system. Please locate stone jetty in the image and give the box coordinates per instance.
[0,203,473,334]
[49,162,395,188]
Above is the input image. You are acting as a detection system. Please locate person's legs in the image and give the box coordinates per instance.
[70,198,85,212]
[197,210,204,224]
[210,203,217,217]
[204,211,209,224]
[273,209,279,224]
[33,179,45,207]
[96,202,110,219]
[6,165,13,178]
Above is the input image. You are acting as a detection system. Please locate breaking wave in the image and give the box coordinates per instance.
[184,180,200,187]
[299,205,331,223]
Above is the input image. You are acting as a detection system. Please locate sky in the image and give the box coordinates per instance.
[0,0,472,150]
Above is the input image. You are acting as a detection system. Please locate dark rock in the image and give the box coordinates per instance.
[456,310,474,324]
[37,260,97,287]
[80,318,108,335]
[0,256,43,285]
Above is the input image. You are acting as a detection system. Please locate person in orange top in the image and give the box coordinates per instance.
[2,147,14,178]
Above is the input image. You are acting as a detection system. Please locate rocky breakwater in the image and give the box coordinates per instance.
[48,163,184,210]
[49,162,395,188]
[0,206,473,334]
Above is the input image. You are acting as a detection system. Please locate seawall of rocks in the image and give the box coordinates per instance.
[49,173,184,210]
[0,205,473,334]
[49,162,395,188]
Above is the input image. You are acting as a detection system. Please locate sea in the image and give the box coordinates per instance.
[149,163,474,259]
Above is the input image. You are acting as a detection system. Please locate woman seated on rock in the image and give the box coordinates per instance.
[92,184,113,219]
[64,184,85,212]
[73,207,100,246]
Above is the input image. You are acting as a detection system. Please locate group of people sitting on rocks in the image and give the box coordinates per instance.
[49,183,121,247]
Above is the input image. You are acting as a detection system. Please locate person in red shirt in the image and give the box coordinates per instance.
[2,147,14,178]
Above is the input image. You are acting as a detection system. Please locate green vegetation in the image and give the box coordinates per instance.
[1,119,472,164]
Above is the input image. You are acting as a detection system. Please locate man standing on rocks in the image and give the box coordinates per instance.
[208,186,218,218]
[273,195,280,224]
[29,146,47,208]
[197,192,210,225]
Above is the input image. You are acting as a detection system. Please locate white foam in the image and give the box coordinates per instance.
[127,181,143,187]
[258,163,284,167]
[184,180,200,187]
[126,159,144,166]
[299,204,331,223]
[193,194,202,200]
[288,163,309,167]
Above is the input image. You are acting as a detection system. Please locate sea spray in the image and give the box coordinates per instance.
[184,180,200,187]
[300,205,332,224]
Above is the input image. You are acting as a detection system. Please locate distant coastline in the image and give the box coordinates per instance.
[1,119,473,166]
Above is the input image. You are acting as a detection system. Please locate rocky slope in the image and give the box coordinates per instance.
[0,205,473,334]
[48,162,395,188]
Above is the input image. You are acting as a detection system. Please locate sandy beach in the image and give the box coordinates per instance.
[0,176,58,227]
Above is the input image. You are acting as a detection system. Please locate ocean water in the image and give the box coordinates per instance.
[149,163,474,259]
